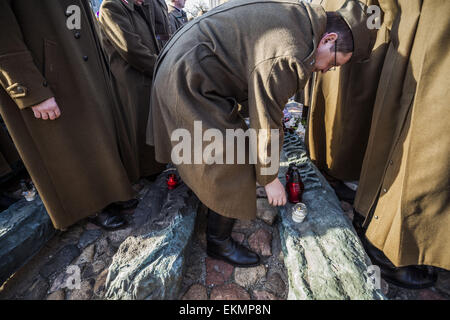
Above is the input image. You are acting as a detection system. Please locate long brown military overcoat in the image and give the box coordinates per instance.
[0,0,135,230]
[306,0,398,182]
[355,0,450,270]
[0,122,20,178]
[147,0,328,220]
[99,0,166,181]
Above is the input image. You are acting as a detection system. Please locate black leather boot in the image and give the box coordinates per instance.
[88,204,127,231]
[362,236,437,289]
[206,209,260,267]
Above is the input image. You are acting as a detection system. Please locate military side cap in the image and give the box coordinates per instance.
[337,0,377,62]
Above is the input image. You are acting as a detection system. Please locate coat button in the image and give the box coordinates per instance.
[374,215,379,220]
[43,80,48,87]
[83,55,88,61]
[16,86,23,93]
[383,188,387,193]
[74,31,81,39]
[389,160,393,165]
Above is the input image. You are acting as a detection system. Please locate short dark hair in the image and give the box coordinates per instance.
[325,12,354,53]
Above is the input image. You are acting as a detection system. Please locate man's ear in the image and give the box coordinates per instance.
[323,32,338,44]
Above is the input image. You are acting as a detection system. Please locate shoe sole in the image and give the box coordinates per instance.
[380,270,437,290]
[206,250,261,268]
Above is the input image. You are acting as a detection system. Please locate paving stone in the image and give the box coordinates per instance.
[418,289,446,300]
[256,186,267,198]
[210,283,250,300]
[107,226,133,246]
[206,257,234,286]
[248,229,272,256]
[40,244,80,278]
[233,219,254,230]
[67,279,94,300]
[93,269,108,296]
[252,290,279,300]
[92,260,106,275]
[278,250,284,263]
[381,279,389,296]
[60,225,84,244]
[49,268,73,293]
[85,222,101,230]
[265,272,286,297]
[73,244,95,266]
[340,201,353,212]
[46,290,65,300]
[22,275,49,300]
[234,265,266,288]
[256,199,278,225]
[93,238,109,260]
[182,284,208,300]
[344,209,354,222]
[78,230,102,250]
[231,232,245,244]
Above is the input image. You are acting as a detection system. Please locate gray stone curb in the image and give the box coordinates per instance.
[104,171,199,300]
[0,197,55,285]
[277,132,386,300]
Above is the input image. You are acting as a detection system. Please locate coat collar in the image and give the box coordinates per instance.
[168,4,185,17]
[120,0,151,11]
[301,3,327,69]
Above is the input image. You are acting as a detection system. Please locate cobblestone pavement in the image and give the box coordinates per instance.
[179,196,288,300]
[0,180,448,300]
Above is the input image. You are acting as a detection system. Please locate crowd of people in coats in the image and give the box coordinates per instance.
[0,0,448,294]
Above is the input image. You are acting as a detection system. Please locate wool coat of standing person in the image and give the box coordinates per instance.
[153,0,172,47]
[99,0,167,181]
[0,122,20,179]
[306,0,398,182]
[0,0,136,230]
[354,0,450,271]
[168,0,189,34]
[147,0,376,222]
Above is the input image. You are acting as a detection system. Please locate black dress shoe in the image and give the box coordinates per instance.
[115,198,139,210]
[144,173,161,182]
[0,193,20,212]
[329,180,356,204]
[206,209,260,268]
[381,265,437,289]
[362,236,437,289]
[88,205,127,231]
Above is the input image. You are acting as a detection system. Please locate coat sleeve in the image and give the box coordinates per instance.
[0,0,54,109]
[248,56,308,186]
[99,2,158,76]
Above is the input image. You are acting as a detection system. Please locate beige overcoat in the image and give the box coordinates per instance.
[0,0,135,229]
[355,0,450,270]
[306,0,398,181]
[147,0,327,219]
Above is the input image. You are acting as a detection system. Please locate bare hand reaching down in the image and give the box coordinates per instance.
[32,97,61,120]
[264,177,287,206]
